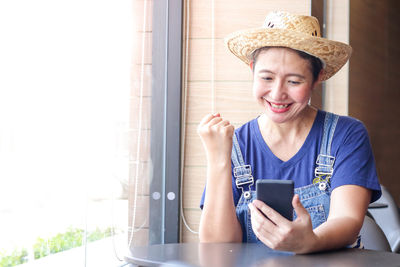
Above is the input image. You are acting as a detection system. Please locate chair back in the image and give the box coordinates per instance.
[368,186,400,253]
[360,215,391,251]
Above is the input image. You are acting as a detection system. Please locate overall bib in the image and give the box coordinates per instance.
[232,112,362,248]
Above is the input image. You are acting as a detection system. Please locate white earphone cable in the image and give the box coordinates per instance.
[180,0,199,235]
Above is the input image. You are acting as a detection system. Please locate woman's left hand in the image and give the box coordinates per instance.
[248,195,318,254]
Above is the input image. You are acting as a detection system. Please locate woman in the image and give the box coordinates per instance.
[197,11,381,254]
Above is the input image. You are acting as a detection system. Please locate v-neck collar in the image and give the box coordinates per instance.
[250,110,324,167]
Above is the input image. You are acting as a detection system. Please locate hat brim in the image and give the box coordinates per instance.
[225,28,352,81]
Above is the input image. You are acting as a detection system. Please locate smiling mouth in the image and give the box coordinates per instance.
[270,103,289,109]
[263,97,291,109]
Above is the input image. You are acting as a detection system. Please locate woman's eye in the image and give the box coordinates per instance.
[261,77,273,81]
[288,80,301,85]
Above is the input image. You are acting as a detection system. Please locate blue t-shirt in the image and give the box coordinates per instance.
[200,110,381,208]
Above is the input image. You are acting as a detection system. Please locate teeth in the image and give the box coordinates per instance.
[262,97,289,109]
[271,103,289,108]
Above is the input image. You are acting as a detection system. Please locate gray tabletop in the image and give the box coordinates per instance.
[125,242,400,267]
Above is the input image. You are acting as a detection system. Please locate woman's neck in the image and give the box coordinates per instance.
[260,106,317,138]
[258,106,318,161]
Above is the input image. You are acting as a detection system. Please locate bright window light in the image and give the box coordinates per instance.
[0,0,132,265]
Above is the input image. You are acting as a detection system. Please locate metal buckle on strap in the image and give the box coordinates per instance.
[315,154,335,177]
[315,166,334,177]
[316,154,335,167]
[234,165,254,199]
[234,165,252,178]
[234,165,254,187]
[235,175,254,188]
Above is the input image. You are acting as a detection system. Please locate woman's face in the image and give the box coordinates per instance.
[251,48,318,124]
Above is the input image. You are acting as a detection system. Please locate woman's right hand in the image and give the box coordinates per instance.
[198,113,242,243]
[197,113,235,163]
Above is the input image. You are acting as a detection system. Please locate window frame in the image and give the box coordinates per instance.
[149,0,183,244]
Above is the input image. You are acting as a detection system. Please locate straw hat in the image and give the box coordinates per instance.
[225,11,352,81]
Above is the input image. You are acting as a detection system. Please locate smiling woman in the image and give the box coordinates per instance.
[197,10,381,254]
[0,0,133,265]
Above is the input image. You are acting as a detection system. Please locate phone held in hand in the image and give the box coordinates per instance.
[256,179,294,221]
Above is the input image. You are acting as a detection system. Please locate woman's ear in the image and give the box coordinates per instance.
[317,69,324,82]
[312,69,324,90]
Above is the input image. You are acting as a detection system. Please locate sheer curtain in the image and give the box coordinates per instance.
[0,0,136,266]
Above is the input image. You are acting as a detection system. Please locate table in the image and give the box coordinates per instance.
[124,243,400,267]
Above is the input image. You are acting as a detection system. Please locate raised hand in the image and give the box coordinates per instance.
[197,113,235,163]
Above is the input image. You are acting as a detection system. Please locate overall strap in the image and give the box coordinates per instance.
[232,133,253,199]
[313,112,339,187]
[320,112,339,156]
[313,112,364,248]
[232,133,245,168]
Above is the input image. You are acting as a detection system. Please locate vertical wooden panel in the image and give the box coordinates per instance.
[310,0,324,110]
[349,0,400,205]
[324,0,350,115]
[181,210,201,243]
[181,0,312,242]
[190,0,312,38]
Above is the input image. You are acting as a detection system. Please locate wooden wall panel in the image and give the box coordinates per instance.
[181,0,312,242]
[324,0,350,115]
[215,82,263,124]
[185,82,214,123]
[181,210,201,243]
[186,81,260,124]
[184,124,207,167]
[187,39,251,81]
[190,0,311,38]
[183,166,207,208]
[349,0,400,205]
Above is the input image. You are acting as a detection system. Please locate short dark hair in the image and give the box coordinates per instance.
[250,47,323,83]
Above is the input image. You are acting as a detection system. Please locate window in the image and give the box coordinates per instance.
[0,1,133,265]
[129,0,183,246]
[0,0,185,265]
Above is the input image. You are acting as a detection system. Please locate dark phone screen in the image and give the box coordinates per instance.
[256,179,294,221]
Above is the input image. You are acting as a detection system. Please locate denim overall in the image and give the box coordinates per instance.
[232,112,362,248]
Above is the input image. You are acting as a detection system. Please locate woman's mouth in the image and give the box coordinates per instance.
[263,98,291,113]
[270,103,289,109]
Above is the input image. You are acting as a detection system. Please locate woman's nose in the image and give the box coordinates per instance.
[269,80,286,100]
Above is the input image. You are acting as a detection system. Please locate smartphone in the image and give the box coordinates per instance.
[256,179,294,221]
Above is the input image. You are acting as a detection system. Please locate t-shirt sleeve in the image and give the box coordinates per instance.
[331,118,381,202]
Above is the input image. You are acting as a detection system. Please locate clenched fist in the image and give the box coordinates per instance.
[197,113,235,164]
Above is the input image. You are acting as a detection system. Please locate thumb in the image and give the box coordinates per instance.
[292,194,309,219]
